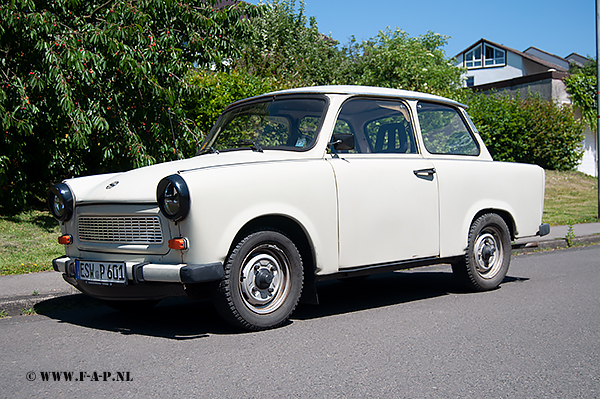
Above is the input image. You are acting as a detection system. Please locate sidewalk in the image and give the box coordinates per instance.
[512,222,600,251]
[1,223,600,317]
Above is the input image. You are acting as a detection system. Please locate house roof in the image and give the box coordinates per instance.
[523,46,570,70]
[566,53,592,68]
[455,39,569,72]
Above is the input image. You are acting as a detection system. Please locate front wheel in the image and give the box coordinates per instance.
[212,230,304,331]
[452,213,511,291]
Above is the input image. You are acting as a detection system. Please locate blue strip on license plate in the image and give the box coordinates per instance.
[76,260,127,285]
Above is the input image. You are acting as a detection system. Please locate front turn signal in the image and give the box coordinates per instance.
[168,238,188,250]
[58,235,73,245]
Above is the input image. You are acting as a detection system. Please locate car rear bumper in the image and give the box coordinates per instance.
[537,223,550,237]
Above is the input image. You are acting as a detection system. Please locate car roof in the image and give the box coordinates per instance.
[227,85,466,109]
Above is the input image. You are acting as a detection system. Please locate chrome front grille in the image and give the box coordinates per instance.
[78,216,163,244]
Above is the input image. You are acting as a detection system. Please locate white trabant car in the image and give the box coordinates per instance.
[48,86,549,330]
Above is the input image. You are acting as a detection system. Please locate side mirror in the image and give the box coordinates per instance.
[330,133,355,151]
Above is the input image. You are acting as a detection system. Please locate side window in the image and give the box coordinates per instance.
[333,98,417,154]
[417,102,479,156]
[295,116,319,148]
[365,117,416,154]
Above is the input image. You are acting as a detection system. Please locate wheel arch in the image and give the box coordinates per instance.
[471,208,516,240]
[230,214,319,304]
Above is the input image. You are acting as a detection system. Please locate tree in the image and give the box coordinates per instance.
[0,0,255,213]
[233,0,346,86]
[185,69,283,135]
[344,28,464,96]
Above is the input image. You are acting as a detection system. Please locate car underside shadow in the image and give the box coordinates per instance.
[292,265,529,321]
[33,265,528,337]
[35,295,238,338]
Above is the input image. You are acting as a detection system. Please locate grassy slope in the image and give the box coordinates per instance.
[543,170,598,226]
[0,170,598,275]
[0,210,63,275]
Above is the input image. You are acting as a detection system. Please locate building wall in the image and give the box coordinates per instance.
[459,51,524,87]
[580,126,597,177]
[522,57,552,75]
[487,77,569,104]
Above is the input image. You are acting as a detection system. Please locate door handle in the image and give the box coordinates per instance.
[413,168,436,178]
[413,168,435,176]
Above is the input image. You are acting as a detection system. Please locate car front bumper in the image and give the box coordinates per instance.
[53,257,223,285]
[53,256,225,301]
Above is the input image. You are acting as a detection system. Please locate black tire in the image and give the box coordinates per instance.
[452,213,511,291]
[212,230,304,331]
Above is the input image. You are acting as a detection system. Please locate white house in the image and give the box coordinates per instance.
[455,39,596,177]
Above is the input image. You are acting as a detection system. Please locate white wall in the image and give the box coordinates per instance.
[459,51,524,86]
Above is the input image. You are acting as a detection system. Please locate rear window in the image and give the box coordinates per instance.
[417,102,479,156]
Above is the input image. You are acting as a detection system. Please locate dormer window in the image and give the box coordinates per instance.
[465,46,482,68]
[464,43,505,69]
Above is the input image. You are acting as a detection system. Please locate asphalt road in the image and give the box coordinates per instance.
[1,246,599,398]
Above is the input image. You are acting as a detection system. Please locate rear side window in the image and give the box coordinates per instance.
[417,102,479,156]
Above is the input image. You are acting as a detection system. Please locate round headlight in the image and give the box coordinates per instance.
[47,183,74,222]
[157,175,190,222]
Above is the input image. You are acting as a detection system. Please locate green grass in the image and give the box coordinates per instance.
[0,210,63,275]
[0,170,598,275]
[543,170,598,226]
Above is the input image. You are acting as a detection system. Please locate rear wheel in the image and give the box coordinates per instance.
[213,230,304,331]
[452,213,511,291]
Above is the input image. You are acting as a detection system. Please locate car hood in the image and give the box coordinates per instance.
[65,151,314,204]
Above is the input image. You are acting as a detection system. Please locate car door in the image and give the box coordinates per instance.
[415,101,487,258]
[327,98,440,269]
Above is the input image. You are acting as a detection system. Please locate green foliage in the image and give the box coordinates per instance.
[467,92,585,170]
[0,0,255,213]
[564,73,596,129]
[185,69,283,136]
[233,0,347,86]
[564,58,597,130]
[344,28,464,96]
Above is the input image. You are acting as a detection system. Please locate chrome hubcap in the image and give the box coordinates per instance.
[474,229,503,279]
[239,244,290,314]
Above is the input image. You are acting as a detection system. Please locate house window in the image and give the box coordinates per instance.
[484,44,505,66]
[465,46,482,68]
[466,76,474,87]
[464,43,505,69]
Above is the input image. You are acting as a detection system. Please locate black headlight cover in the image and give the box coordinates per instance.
[157,174,190,222]
[47,183,74,222]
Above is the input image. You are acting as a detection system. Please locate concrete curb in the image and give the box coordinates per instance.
[512,234,600,254]
[0,293,69,317]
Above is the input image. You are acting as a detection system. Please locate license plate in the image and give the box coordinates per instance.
[76,260,127,285]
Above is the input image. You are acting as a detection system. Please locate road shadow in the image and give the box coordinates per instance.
[294,269,529,321]
[35,266,528,339]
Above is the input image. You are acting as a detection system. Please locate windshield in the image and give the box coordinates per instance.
[198,97,327,154]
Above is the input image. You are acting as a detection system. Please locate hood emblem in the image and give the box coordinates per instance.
[106,181,120,190]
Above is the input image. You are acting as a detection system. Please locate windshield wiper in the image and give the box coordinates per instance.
[197,146,219,156]
[233,139,263,153]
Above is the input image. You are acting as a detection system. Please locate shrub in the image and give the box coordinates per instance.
[184,69,284,137]
[467,92,585,170]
